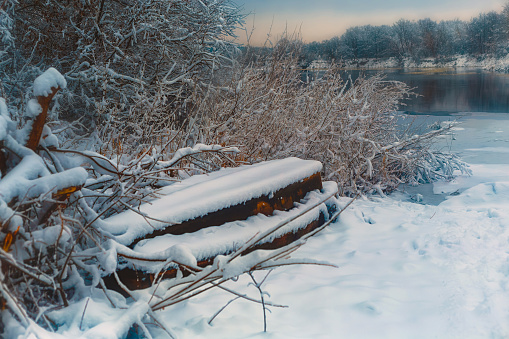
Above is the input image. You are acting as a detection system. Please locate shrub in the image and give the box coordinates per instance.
[1,69,338,338]
[200,39,470,195]
[1,0,243,130]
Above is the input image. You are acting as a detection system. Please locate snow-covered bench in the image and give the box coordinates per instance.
[103,157,338,290]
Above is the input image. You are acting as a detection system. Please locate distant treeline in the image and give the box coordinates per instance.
[243,5,509,65]
[301,6,509,63]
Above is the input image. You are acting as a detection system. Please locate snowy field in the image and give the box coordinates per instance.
[154,113,509,339]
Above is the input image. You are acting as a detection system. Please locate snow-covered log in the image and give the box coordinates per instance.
[104,157,323,245]
[102,158,338,290]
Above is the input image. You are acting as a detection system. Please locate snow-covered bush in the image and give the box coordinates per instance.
[201,39,470,195]
[1,0,243,141]
[0,69,338,338]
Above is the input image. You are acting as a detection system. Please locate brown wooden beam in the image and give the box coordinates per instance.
[128,172,323,247]
[105,211,326,292]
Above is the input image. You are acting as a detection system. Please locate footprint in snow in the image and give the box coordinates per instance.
[364,216,376,224]
[354,301,381,316]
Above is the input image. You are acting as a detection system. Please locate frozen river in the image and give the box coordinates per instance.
[344,67,509,114]
[397,112,509,205]
[387,68,509,204]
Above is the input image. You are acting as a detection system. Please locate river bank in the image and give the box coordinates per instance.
[337,54,509,73]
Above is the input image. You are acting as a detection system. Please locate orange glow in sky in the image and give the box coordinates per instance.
[235,0,505,45]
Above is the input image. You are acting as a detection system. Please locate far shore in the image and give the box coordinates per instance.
[306,54,509,73]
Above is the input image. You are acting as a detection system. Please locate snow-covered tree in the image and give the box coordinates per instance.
[362,25,392,59]
[300,7,509,62]
[391,19,419,58]
[467,12,504,55]
[339,27,362,59]
[418,18,438,57]
[2,0,244,137]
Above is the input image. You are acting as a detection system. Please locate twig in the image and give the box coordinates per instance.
[79,297,90,330]
[248,271,272,332]
[207,296,241,325]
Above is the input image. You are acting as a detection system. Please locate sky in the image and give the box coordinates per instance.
[235,0,505,45]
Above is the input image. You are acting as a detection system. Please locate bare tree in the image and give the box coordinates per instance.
[3,0,244,133]
[201,39,470,195]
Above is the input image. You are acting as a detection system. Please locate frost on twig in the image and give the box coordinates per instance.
[248,270,273,332]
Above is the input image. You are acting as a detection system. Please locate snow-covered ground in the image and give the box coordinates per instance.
[155,113,509,338]
[5,114,507,339]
